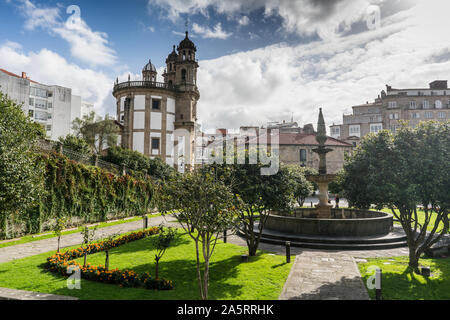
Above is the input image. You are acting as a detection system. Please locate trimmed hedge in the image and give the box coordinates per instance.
[46,227,174,290]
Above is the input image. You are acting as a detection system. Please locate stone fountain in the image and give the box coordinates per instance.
[307,108,336,219]
[241,109,408,250]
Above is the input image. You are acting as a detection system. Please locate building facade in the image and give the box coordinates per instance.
[0,68,93,141]
[331,80,450,146]
[113,32,200,170]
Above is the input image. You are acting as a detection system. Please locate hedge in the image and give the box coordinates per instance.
[3,152,154,239]
[46,227,173,290]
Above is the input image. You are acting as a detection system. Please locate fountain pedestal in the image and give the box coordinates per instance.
[307,174,336,219]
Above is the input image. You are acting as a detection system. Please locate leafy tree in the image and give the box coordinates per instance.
[52,217,67,252]
[151,225,177,279]
[340,122,449,272]
[207,152,293,257]
[102,146,176,180]
[284,164,315,207]
[156,169,237,300]
[72,112,120,154]
[58,134,93,158]
[0,92,45,239]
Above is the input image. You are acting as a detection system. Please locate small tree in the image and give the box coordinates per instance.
[207,153,293,257]
[58,134,93,158]
[151,225,177,279]
[52,217,67,252]
[284,164,315,207]
[103,233,119,271]
[156,169,237,300]
[341,122,449,273]
[80,225,97,267]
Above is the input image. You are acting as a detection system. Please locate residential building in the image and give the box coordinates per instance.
[331,80,450,146]
[0,68,94,141]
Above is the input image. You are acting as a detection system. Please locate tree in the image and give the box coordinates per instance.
[58,134,93,158]
[52,217,67,252]
[151,225,177,279]
[340,122,449,272]
[156,169,237,300]
[72,112,120,154]
[102,146,176,180]
[284,164,315,207]
[80,225,97,267]
[207,152,294,257]
[0,92,45,239]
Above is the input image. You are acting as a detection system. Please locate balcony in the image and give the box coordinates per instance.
[112,81,198,96]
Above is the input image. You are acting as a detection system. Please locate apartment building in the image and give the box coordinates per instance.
[330,80,449,146]
[0,68,94,141]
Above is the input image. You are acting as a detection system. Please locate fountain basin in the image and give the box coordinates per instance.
[265,208,393,237]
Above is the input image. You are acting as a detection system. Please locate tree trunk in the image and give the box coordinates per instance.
[57,236,61,253]
[105,250,109,271]
[194,240,204,299]
[408,246,420,274]
[155,258,160,280]
[0,213,7,240]
[83,251,87,267]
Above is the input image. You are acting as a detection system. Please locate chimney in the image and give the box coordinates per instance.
[22,72,27,79]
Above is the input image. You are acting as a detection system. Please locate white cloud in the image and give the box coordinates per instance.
[13,0,117,66]
[192,23,232,39]
[195,0,450,130]
[238,16,250,26]
[148,0,385,39]
[0,41,114,115]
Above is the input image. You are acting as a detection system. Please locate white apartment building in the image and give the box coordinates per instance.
[0,68,94,141]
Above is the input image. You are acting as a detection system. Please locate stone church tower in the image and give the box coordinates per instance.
[112,32,200,171]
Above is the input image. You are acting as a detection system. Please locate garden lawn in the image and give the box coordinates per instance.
[379,208,448,233]
[0,229,292,300]
[358,256,450,300]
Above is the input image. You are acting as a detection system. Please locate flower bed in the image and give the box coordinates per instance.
[45,227,173,290]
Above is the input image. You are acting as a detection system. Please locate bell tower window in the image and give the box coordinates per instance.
[181,69,187,82]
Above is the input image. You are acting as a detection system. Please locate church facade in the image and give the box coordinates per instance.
[112,32,199,171]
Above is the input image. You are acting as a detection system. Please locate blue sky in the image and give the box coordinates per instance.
[1,0,449,130]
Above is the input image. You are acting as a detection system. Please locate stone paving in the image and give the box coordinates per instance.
[0,215,177,264]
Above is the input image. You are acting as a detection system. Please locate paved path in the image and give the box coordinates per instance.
[278,252,369,300]
[0,215,177,264]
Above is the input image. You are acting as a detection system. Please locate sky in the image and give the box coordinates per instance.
[1,0,449,131]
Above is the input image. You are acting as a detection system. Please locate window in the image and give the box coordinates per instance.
[331,127,340,137]
[181,69,187,81]
[349,125,360,137]
[46,125,52,131]
[28,110,34,118]
[152,99,161,110]
[370,123,383,134]
[300,149,307,163]
[411,112,420,119]
[30,87,36,96]
[29,98,34,106]
[47,113,52,120]
[409,101,417,109]
[48,102,52,109]
[438,112,447,119]
[35,88,47,98]
[151,138,160,151]
[35,99,47,110]
[423,100,430,109]
[120,114,125,122]
[388,101,397,108]
[435,100,442,109]
[389,113,399,120]
[34,111,48,121]
[425,111,433,119]
[390,125,400,133]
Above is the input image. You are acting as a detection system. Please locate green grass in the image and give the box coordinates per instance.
[0,230,292,300]
[378,208,447,233]
[358,256,450,300]
[0,214,162,249]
